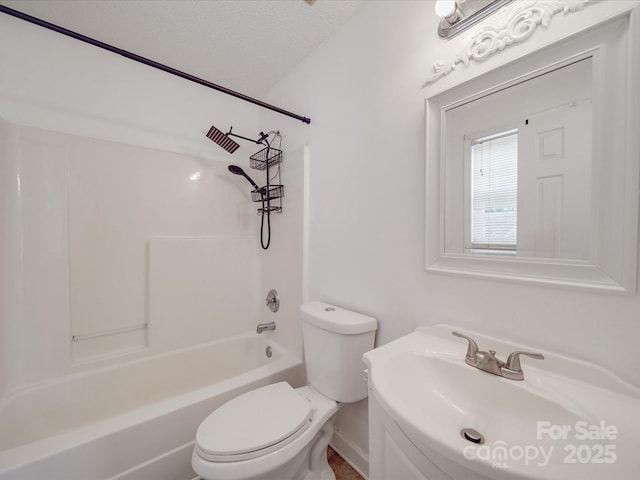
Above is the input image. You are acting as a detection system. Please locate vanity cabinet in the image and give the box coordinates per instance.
[369,390,442,480]
[369,389,492,480]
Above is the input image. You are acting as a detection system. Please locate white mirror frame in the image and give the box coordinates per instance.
[425,8,640,293]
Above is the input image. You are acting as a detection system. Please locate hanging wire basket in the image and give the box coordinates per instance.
[250,146,282,171]
[251,184,284,203]
[257,205,282,216]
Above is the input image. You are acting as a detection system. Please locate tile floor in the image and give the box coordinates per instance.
[327,447,364,480]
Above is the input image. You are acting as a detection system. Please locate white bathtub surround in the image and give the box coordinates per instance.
[0,334,303,480]
[256,145,309,361]
[0,118,267,395]
[0,7,275,395]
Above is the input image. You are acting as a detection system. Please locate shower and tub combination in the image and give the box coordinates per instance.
[0,122,293,479]
[0,106,293,480]
[0,6,314,480]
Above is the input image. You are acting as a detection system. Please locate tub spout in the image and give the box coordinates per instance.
[257,321,276,334]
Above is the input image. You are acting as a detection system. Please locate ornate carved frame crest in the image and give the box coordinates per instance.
[423,0,590,86]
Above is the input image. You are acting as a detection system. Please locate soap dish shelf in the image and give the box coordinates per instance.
[251,184,284,203]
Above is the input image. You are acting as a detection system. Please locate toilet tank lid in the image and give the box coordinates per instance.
[300,301,377,335]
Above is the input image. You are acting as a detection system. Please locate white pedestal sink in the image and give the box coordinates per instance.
[363,325,640,480]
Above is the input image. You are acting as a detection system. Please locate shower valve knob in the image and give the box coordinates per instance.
[265,289,280,312]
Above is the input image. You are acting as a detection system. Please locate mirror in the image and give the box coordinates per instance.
[425,12,639,292]
[443,58,593,260]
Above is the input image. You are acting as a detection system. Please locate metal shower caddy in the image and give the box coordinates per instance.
[249,145,284,215]
[206,124,283,250]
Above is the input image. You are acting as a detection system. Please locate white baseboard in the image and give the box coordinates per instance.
[329,429,369,480]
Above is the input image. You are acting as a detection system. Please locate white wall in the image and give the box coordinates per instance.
[264,0,640,472]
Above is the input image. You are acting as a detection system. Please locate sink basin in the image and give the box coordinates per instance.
[383,353,586,448]
[364,326,640,480]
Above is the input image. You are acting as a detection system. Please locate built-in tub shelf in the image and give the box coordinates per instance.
[71,323,148,342]
[71,323,148,364]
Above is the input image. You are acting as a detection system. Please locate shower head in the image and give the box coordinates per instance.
[206,125,240,154]
[228,165,261,191]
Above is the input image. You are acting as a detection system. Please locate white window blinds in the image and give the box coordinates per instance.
[470,130,518,249]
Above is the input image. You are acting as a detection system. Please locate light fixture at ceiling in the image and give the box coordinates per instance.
[435,0,514,39]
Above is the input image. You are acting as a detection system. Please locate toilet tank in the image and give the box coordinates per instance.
[300,301,377,403]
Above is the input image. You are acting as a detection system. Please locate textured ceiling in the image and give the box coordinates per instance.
[0,0,364,98]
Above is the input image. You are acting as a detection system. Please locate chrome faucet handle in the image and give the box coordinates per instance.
[504,351,545,370]
[451,331,479,365]
[502,351,544,380]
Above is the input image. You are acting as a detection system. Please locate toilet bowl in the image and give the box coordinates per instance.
[192,302,377,480]
[192,383,339,480]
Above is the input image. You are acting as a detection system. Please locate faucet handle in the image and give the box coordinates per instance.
[505,351,545,371]
[451,331,479,364]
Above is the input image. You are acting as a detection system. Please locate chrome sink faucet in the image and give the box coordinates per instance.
[452,331,544,381]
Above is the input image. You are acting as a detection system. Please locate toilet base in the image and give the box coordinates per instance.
[303,418,336,480]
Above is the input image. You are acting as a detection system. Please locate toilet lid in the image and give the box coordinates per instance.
[196,382,314,462]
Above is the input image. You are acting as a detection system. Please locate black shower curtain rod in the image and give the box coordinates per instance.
[0,5,312,125]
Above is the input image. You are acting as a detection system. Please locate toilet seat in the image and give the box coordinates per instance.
[195,382,315,462]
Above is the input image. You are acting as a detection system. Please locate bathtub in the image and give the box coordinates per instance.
[0,333,303,480]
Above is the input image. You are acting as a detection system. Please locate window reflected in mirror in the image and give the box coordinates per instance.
[468,129,518,253]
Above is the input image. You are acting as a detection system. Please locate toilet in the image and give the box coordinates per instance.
[192,301,377,480]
